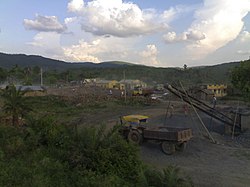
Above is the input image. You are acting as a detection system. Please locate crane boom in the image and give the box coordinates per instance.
[165,84,241,132]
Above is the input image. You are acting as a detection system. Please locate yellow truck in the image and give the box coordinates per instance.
[119,115,193,155]
[132,87,153,96]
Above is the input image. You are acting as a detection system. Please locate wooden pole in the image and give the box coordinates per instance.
[232,100,240,139]
[123,70,127,102]
[164,101,171,125]
[180,82,216,143]
[40,67,43,86]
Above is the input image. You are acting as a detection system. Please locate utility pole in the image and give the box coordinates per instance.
[123,70,127,102]
[40,67,43,86]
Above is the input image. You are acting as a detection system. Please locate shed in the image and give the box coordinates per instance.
[16,85,47,96]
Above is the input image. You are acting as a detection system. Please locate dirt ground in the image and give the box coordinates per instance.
[84,101,250,187]
[138,102,250,187]
[48,87,250,187]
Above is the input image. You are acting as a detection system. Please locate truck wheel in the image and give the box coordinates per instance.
[128,130,143,145]
[161,141,175,155]
[175,142,187,152]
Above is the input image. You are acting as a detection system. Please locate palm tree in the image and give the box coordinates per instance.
[1,84,31,126]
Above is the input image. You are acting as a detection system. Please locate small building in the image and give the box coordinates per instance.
[119,79,147,90]
[84,78,97,85]
[0,85,47,96]
[206,84,227,97]
[16,85,47,96]
[96,80,119,89]
[189,84,229,100]
[188,86,214,101]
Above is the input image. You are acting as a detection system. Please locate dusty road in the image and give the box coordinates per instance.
[141,134,250,187]
[52,85,250,187]
[136,102,250,187]
[96,101,250,187]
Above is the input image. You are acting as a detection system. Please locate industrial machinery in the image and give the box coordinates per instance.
[165,84,242,133]
[132,87,153,96]
[119,115,193,155]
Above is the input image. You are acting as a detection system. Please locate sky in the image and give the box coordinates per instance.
[0,0,250,67]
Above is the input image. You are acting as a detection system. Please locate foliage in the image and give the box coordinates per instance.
[0,117,143,186]
[0,52,241,86]
[161,165,193,187]
[144,166,194,187]
[115,96,154,106]
[231,60,250,101]
[0,115,193,187]
[1,84,31,126]
[183,64,187,71]
[27,95,150,125]
[0,67,8,82]
[71,124,144,185]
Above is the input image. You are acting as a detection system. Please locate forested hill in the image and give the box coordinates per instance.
[0,53,135,70]
[0,52,245,85]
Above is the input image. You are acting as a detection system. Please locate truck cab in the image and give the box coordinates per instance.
[132,87,143,96]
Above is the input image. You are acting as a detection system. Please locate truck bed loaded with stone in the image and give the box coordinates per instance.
[119,115,193,155]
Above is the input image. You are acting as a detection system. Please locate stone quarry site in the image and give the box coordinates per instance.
[48,86,250,187]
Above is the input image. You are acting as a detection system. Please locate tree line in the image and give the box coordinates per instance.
[0,60,242,87]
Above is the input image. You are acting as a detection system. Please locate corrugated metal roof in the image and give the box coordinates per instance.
[16,85,46,91]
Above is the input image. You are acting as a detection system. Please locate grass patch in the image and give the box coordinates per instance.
[25,95,148,124]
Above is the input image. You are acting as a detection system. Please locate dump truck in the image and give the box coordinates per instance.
[119,115,193,155]
[132,87,153,97]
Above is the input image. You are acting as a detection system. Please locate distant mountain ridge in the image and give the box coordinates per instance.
[0,52,135,70]
[0,52,245,85]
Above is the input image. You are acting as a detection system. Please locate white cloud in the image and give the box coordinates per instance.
[140,44,159,65]
[163,32,179,43]
[237,50,250,55]
[185,30,206,41]
[162,5,191,23]
[68,0,84,13]
[27,32,61,47]
[62,35,140,63]
[163,30,205,43]
[185,0,250,59]
[67,0,172,37]
[162,7,179,23]
[239,30,250,42]
[64,17,77,24]
[26,32,64,59]
[63,39,101,62]
[25,28,139,63]
[24,14,67,33]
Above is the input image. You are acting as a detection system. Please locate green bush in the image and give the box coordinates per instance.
[0,117,193,186]
[231,60,250,101]
[0,118,144,186]
[143,165,194,187]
